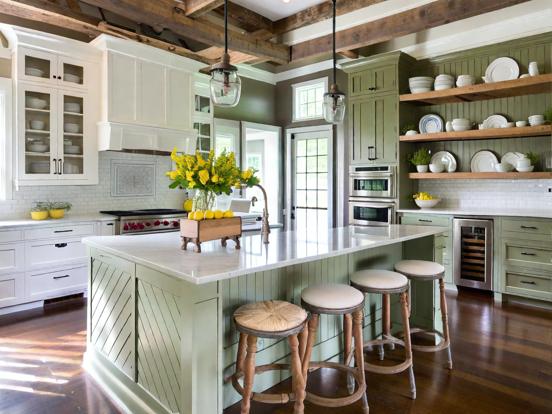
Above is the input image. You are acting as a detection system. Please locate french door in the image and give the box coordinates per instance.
[289,127,333,232]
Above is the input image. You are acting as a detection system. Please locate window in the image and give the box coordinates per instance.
[292,77,327,122]
[0,78,12,200]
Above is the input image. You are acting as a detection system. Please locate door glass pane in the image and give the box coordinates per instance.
[25,56,50,80]
[24,90,52,175]
[195,95,211,114]
[62,95,84,175]
[63,63,84,85]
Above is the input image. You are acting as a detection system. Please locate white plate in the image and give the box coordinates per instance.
[501,152,524,171]
[471,151,499,172]
[482,114,508,129]
[485,57,519,82]
[419,114,444,134]
[431,151,457,172]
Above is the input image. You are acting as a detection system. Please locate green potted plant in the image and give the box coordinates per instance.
[525,152,539,170]
[409,148,432,173]
[30,201,50,221]
[49,201,72,219]
[544,107,552,123]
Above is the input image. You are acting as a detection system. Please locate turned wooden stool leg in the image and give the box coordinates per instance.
[298,327,308,362]
[343,313,354,394]
[400,292,416,399]
[302,314,319,379]
[352,310,369,414]
[439,279,453,370]
[241,335,258,414]
[236,333,248,373]
[288,334,306,414]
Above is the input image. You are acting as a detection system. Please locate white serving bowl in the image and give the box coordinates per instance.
[528,115,544,126]
[27,143,48,152]
[64,74,81,83]
[452,124,471,132]
[494,163,509,172]
[516,165,534,172]
[456,74,475,87]
[410,87,432,94]
[434,83,453,91]
[516,120,527,127]
[452,118,471,131]
[25,67,44,77]
[29,161,50,173]
[26,97,47,109]
[435,74,454,81]
[30,120,45,130]
[415,198,441,209]
[64,145,81,154]
[64,123,80,133]
[405,130,418,136]
[409,76,434,83]
[429,163,445,173]
[64,102,81,113]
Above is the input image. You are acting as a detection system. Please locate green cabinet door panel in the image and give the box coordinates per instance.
[349,64,397,97]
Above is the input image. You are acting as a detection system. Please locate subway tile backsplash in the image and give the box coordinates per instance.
[0,152,185,219]
[419,179,552,210]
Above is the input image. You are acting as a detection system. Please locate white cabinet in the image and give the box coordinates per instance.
[98,221,116,236]
[138,60,165,126]
[193,77,213,156]
[107,51,137,124]
[17,83,98,185]
[167,68,193,130]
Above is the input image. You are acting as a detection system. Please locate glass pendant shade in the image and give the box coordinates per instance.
[209,66,241,107]
[323,85,346,124]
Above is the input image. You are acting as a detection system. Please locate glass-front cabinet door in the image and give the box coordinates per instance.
[193,120,212,157]
[58,57,86,89]
[59,91,86,177]
[18,84,58,180]
[19,47,56,85]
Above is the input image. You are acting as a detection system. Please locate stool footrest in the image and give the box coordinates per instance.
[305,361,366,408]
[232,363,295,404]
[364,359,412,375]
[396,328,450,352]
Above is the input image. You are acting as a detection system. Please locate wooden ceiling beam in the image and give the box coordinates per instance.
[290,0,531,62]
[211,2,274,35]
[273,0,384,36]
[82,0,289,63]
[183,0,224,17]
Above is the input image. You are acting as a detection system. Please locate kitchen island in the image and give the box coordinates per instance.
[82,225,446,414]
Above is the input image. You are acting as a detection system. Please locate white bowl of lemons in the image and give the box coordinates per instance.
[413,192,441,209]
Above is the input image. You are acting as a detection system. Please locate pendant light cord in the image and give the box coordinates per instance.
[224,0,228,54]
[332,0,336,86]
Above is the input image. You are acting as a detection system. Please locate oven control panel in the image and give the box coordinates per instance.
[119,215,186,234]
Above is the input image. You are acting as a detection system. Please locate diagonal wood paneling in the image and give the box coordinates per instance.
[136,279,184,414]
[91,257,134,379]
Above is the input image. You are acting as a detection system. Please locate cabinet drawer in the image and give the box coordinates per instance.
[0,243,25,275]
[26,238,86,269]
[24,224,95,240]
[400,214,450,227]
[27,266,87,299]
[505,272,551,294]
[506,245,552,268]
[0,230,23,243]
[0,273,25,308]
[502,218,552,237]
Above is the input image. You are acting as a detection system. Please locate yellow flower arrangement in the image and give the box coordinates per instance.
[167,149,260,195]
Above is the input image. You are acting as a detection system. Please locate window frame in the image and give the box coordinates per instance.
[291,77,328,123]
[0,77,12,201]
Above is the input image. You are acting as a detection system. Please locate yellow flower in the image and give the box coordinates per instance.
[198,169,210,185]
[186,171,195,182]
[212,174,219,183]
[188,180,196,188]
[241,169,253,180]
[197,153,206,167]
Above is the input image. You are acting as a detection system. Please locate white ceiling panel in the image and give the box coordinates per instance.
[231,0,327,21]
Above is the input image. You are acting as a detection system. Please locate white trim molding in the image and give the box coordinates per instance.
[291,77,328,123]
[0,77,13,200]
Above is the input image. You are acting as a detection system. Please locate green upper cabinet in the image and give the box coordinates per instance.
[349,64,397,97]
[350,93,398,164]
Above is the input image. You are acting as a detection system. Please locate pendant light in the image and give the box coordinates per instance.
[209,0,241,107]
[322,0,346,124]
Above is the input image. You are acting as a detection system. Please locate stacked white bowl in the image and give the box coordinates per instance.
[456,74,475,87]
[451,118,471,132]
[409,76,433,93]
[434,74,454,90]
[528,115,544,126]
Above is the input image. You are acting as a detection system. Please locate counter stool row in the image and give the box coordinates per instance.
[230,259,453,414]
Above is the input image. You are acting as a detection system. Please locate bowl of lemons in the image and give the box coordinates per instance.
[413,192,441,209]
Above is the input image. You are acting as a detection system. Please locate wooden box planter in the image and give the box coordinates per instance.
[180,217,242,253]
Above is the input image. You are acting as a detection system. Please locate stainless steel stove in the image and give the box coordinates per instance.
[100,209,187,235]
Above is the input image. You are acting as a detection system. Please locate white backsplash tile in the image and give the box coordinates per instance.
[419,179,552,210]
[0,152,186,219]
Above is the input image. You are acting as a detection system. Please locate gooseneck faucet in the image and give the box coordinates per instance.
[253,184,270,244]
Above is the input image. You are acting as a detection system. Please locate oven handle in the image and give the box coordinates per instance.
[349,201,396,209]
[349,172,394,178]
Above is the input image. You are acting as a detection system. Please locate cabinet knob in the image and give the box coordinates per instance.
[368,87,376,91]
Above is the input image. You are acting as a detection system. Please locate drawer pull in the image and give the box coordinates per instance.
[520,280,536,285]
[54,243,68,248]
[106,223,114,226]
[53,274,70,280]
[520,252,536,256]
[54,229,73,233]
[520,225,538,230]
[419,219,433,223]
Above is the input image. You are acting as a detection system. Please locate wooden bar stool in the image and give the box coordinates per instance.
[350,269,416,399]
[300,283,369,413]
[394,260,453,369]
[231,300,308,414]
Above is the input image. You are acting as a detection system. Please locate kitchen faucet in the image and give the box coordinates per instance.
[251,185,270,244]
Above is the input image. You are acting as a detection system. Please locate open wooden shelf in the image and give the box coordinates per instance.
[400,125,551,142]
[409,172,552,180]
[400,74,552,105]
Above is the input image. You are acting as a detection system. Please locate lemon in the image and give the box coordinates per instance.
[183,199,193,212]
[194,210,205,221]
[205,210,215,219]
[223,210,234,218]
[187,211,195,220]
[214,209,223,219]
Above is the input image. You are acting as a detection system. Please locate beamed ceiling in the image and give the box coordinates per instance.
[0,0,533,70]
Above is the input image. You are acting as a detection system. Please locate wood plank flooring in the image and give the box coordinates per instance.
[0,290,550,414]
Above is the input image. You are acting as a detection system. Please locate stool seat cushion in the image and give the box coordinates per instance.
[234,300,307,335]
[301,283,364,311]
[351,269,408,292]
[395,260,445,278]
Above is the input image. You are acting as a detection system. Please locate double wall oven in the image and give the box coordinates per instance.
[348,165,396,226]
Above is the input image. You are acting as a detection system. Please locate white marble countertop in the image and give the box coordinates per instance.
[0,214,117,229]
[398,208,552,219]
[83,224,446,285]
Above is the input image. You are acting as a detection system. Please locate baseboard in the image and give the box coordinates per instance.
[0,300,44,316]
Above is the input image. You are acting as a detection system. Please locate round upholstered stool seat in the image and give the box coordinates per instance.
[301,283,365,314]
[234,300,308,338]
[394,260,445,280]
[351,269,409,294]
[231,300,308,414]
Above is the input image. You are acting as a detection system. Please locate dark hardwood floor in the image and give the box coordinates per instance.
[0,291,550,414]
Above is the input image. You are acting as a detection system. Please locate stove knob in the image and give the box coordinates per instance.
[123,224,129,231]
[163,220,169,226]
[145,222,151,227]
[172,221,179,227]
[154,220,160,226]
[138,223,145,230]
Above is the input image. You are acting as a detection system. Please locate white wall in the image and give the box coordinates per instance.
[0,152,185,219]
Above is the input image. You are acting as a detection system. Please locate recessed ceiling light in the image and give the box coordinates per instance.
[282,0,291,3]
